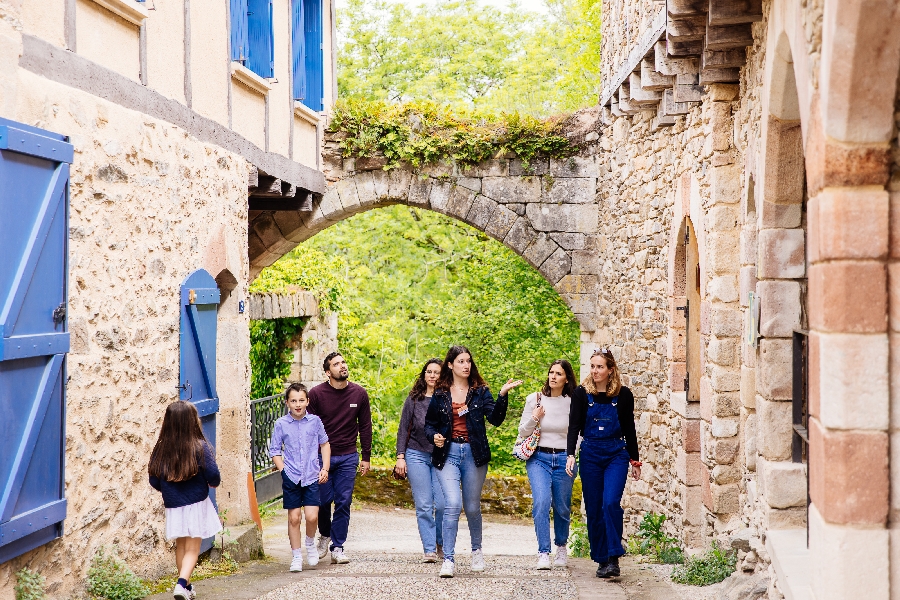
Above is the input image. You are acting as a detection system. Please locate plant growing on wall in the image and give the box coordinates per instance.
[85,546,148,600]
[14,568,45,600]
[249,317,308,399]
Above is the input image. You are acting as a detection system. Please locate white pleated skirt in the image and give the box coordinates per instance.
[165,497,222,540]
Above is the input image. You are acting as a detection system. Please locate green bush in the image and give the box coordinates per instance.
[15,568,45,600]
[569,518,590,558]
[670,541,737,586]
[86,547,148,600]
[631,512,684,564]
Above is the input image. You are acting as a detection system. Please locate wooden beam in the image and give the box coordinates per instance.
[700,66,741,83]
[252,175,283,197]
[705,24,753,50]
[628,72,663,104]
[702,47,746,69]
[674,72,703,102]
[280,180,297,198]
[610,101,625,117]
[618,86,641,114]
[666,15,707,42]
[668,0,707,18]
[300,192,314,212]
[667,37,703,55]
[248,197,308,211]
[708,0,762,26]
[641,58,675,90]
[655,41,699,75]
[661,88,695,115]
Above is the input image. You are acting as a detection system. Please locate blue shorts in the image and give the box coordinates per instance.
[281,471,320,509]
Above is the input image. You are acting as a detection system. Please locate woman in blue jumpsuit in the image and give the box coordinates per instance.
[566,347,641,578]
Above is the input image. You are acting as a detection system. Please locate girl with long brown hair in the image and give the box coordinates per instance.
[565,347,640,579]
[148,401,221,600]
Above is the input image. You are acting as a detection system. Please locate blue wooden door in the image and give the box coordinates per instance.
[179,269,220,551]
[0,118,73,563]
[303,0,324,111]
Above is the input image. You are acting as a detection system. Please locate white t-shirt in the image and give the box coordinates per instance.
[517,391,572,451]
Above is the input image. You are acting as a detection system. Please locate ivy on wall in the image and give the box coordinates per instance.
[328,99,576,169]
[249,317,309,399]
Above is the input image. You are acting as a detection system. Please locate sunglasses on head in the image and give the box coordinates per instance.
[592,346,610,356]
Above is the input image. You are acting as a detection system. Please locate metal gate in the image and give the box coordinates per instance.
[179,269,221,551]
[0,118,73,563]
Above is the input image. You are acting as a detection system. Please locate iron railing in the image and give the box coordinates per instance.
[250,394,287,479]
[792,329,810,546]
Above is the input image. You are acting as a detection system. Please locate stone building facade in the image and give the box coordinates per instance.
[0,0,334,596]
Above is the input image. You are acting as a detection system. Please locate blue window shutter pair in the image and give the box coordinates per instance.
[231,0,273,78]
[247,0,274,78]
[293,0,323,111]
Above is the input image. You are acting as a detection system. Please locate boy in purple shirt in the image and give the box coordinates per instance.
[270,383,331,572]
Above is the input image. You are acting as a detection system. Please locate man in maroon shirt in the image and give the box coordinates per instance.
[308,352,372,564]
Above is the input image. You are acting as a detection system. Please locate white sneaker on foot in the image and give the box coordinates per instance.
[187,586,196,600]
[317,536,331,559]
[537,552,551,570]
[554,545,568,567]
[306,545,319,567]
[173,583,190,600]
[290,554,303,572]
[471,548,485,572]
[331,547,350,564]
[439,558,455,578]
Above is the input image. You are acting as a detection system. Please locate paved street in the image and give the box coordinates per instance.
[148,505,724,600]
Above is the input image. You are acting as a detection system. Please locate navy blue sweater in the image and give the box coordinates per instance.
[149,443,221,509]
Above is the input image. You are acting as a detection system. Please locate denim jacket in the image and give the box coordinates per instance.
[424,386,508,469]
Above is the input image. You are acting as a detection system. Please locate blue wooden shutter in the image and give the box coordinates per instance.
[178,270,220,552]
[230,0,249,64]
[0,118,73,563]
[247,0,274,78]
[291,0,306,103]
[303,0,324,111]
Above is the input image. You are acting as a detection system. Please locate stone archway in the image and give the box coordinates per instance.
[247,157,602,336]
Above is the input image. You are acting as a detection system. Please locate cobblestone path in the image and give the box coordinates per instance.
[148,506,717,600]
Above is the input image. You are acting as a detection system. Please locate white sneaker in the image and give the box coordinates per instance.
[290,554,303,572]
[439,558,455,578]
[331,547,350,564]
[554,545,568,567]
[317,536,331,559]
[188,586,196,600]
[537,552,551,570]
[471,548,485,572]
[173,583,190,600]
[306,545,319,567]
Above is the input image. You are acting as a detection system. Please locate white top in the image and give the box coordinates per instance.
[517,391,572,451]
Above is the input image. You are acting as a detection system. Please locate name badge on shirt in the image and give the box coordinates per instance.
[457,406,469,416]
[350,404,358,407]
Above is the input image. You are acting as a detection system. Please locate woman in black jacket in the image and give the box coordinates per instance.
[565,347,641,579]
[424,345,521,578]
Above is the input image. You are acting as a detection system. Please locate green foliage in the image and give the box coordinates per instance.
[144,554,239,596]
[14,568,45,600]
[258,499,281,521]
[249,246,345,313]
[282,205,580,474]
[670,542,737,586]
[569,518,590,558]
[249,317,307,399]
[86,547,148,600]
[631,512,684,564]
[329,99,574,169]
[337,0,603,115]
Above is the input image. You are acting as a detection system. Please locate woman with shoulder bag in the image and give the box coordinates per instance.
[393,358,445,563]
[517,359,578,570]
[424,345,522,578]
[566,347,641,579]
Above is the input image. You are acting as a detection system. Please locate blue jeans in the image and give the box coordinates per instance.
[435,442,488,561]
[406,448,445,553]
[579,438,629,563]
[318,452,359,550]
[526,451,577,554]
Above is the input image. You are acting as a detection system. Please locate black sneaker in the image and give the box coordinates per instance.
[605,556,621,577]
[595,562,609,578]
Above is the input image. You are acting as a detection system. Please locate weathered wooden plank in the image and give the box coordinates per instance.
[610,101,625,117]
[702,48,746,68]
[280,181,297,198]
[661,88,695,115]
[618,87,641,114]
[654,41,699,75]
[667,37,703,55]
[674,72,703,102]
[629,72,663,104]
[666,15,707,41]
[707,0,762,26]
[700,66,741,83]
[640,58,676,90]
[599,7,666,106]
[668,0,707,18]
[651,114,677,131]
[705,24,753,50]
[299,191,314,212]
[253,175,284,198]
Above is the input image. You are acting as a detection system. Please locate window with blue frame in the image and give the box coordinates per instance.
[292,0,324,111]
[231,0,274,79]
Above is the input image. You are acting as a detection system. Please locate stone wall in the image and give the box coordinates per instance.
[0,38,252,600]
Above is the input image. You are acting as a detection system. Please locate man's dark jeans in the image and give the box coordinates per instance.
[318,452,359,550]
